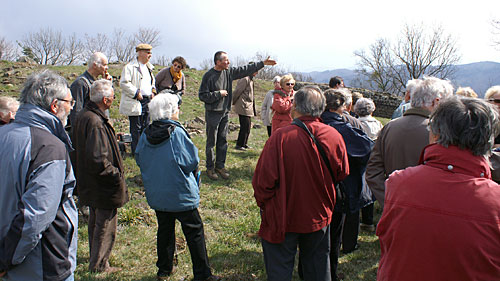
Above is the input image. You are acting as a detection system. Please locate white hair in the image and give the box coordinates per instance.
[149,93,179,121]
[90,79,113,103]
[0,96,20,115]
[354,97,376,117]
[485,86,500,100]
[411,76,454,108]
[406,79,422,98]
[273,76,281,83]
[88,52,106,68]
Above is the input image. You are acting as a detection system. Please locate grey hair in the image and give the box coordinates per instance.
[343,89,353,106]
[88,52,106,68]
[90,79,113,103]
[411,76,454,108]
[406,79,421,98]
[0,96,20,115]
[149,93,179,121]
[456,87,478,98]
[354,97,376,117]
[272,76,281,83]
[324,89,346,112]
[484,86,500,100]
[294,85,325,117]
[429,96,499,156]
[19,70,69,111]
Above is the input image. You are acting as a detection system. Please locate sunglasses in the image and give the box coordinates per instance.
[488,99,500,104]
[286,83,295,86]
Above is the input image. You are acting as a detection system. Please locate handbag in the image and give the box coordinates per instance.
[292,118,348,212]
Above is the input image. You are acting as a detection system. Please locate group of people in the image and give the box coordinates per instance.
[1,43,500,281]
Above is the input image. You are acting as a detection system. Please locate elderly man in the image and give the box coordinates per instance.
[253,86,349,281]
[0,96,19,125]
[199,51,276,180]
[69,52,111,130]
[391,79,421,119]
[366,76,453,207]
[73,79,128,273]
[120,43,157,154]
[135,94,221,281]
[377,97,500,280]
[0,70,77,280]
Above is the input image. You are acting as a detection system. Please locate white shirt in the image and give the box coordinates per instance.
[139,63,153,97]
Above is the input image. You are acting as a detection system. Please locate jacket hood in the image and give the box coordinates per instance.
[419,143,491,179]
[144,120,176,145]
[14,103,73,151]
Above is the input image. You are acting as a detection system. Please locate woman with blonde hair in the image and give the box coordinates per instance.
[271,74,295,132]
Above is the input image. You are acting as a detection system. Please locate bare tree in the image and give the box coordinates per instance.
[198,58,213,70]
[152,55,172,67]
[491,19,500,49]
[110,28,135,63]
[84,33,111,60]
[63,33,85,65]
[354,23,461,94]
[133,27,161,47]
[21,27,66,65]
[0,37,17,61]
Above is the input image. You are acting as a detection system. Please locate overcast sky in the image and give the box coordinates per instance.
[2,0,499,72]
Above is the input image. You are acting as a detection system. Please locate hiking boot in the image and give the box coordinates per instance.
[215,168,230,179]
[207,169,219,180]
[234,145,246,151]
[157,268,175,280]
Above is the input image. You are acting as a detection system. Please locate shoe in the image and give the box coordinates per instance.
[157,268,175,280]
[102,266,122,274]
[207,169,219,180]
[215,168,230,179]
[342,244,359,254]
[234,145,246,151]
[360,223,375,232]
[243,145,252,149]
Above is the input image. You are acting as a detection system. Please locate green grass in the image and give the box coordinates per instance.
[0,62,383,281]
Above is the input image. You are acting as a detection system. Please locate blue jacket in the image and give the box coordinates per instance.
[135,119,200,212]
[0,104,78,281]
[321,111,375,213]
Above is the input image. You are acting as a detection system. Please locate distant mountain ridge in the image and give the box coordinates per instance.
[303,61,500,97]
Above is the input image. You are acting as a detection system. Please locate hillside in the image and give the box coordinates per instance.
[0,61,382,281]
[304,61,500,96]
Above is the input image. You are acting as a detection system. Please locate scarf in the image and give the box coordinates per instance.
[170,66,182,83]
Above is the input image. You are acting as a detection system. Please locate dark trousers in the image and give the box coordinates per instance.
[361,203,374,225]
[205,111,229,170]
[342,210,360,253]
[155,209,212,280]
[129,97,151,155]
[88,207,118,272]
[236,115,251,147]
[262,226,331,281]
[330,210,346,281]
[267,126,272,137]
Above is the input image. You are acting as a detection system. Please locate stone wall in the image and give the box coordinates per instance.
[295,82,402,119]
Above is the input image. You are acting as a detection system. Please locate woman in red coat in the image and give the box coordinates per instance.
[377,97,500,281]
[271,74,295,132]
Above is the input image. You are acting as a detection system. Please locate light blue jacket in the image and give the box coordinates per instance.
[0,104,77,281]
[135,119,200,212]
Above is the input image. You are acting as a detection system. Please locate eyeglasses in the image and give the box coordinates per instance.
[488,99,500,104]
[286,83,295,86]
[173,64,183,69]
[58,98,75,106]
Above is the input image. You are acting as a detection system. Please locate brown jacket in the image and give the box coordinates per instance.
[73,102,128,209]
[155,67,186,95]
[232,76,256,117]
[365,107,431,207]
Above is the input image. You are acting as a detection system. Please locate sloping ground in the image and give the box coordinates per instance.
[0,61,381,280]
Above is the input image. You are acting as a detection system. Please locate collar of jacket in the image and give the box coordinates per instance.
[85,101,108,121]
[320,110,343,123]
[403,107,431,118]
[14,103,73,151]
[297,115,321,123]
[419,143,491,179]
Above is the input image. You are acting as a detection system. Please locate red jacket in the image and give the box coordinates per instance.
[377,144,500,281]
[271,91,294,132]
[253,116,349,243]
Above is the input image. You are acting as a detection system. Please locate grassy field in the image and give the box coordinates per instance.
[0,61,384,281]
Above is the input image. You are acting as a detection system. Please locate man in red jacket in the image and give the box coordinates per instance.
[253,86,349,281]
[377,97,500,281]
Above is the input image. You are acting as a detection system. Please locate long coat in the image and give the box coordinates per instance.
[73,102,128,209]
[232,76,256,117]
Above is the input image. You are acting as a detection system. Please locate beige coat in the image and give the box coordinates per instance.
[232,76,256,117]
[119,59,155,116]
[365,107,431,207]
